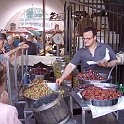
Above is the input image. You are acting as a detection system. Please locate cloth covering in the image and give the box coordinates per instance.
[88,96,124,118]
[77,93,124,118]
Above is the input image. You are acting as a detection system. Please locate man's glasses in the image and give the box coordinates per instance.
[82,36,93,41]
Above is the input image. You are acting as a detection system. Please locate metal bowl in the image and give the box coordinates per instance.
[92,83,119,90]
[81,92,120,106]
[78,73,112,84]
[73,83,119,93]
[91,98,118,106]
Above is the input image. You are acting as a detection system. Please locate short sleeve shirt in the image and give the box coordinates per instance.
[0,102,22,124]
[0,54,6,63]
[25,41,37,55]
[70,42,117,74]
[4,43,14,53]
[0,51,6,63]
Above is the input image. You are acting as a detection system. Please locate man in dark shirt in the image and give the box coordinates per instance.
[25,35,37,55]
[56,27,117,85]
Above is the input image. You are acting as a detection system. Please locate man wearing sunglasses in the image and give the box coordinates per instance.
[56,27,117,85]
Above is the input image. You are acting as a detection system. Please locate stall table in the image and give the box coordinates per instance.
[70,92,90,124]
[70,92,120,124]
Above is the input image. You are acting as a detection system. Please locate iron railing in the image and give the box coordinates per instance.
[64,0,124,56]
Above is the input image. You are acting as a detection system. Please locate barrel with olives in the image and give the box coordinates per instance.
[23,78,53,100]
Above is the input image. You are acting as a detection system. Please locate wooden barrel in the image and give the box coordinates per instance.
[31,92,70,124]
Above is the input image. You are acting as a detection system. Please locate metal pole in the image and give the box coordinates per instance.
[64,1,69,55]
[21,49,24,82]
[43,0,46,55]
[25,49,28,72]
[6,58,12,105]
[56,45,60,56]
[14,52,18,101]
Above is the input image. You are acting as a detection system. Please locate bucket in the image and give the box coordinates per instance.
[31,92,70,124]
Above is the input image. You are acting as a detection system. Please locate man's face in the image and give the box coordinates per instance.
[8,38,14,45]
[83,31,96,48]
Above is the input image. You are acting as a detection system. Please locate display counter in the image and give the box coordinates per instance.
[12,55,63,66]
[70,91,124,124]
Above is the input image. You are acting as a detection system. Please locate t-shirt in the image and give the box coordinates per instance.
[4,43,14,53]
[0,53,6,63]
[25,41,37,55]
[0,51,6,62]
[70,42,117,74]
[0,102,22,124]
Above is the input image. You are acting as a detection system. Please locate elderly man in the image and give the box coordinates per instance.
[4,35,15,52]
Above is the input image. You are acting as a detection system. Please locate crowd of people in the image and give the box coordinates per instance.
[0,33,44,123]
[0,33,44,65]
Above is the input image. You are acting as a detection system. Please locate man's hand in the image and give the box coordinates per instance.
[97,59,108,67]
[56,78,64,85]
[20,44,29,49]
[0,91,9,104]
[56,63,76,85]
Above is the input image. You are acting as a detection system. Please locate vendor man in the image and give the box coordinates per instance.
[56,27,117,85]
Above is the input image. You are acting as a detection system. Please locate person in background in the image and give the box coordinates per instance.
[0,33,29,66]
[0,33,7,44]
[56,27,118,85]
[23,35,38,84]
[4,35,15,52]
[13,36,20,47]
[25,35,37,55]
[37,36,43,49]
[32,36,42,54]
[0,63,22,124]
[0,36,6,64]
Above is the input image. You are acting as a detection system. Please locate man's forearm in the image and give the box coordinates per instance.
[107,60,118,67]
[61,63,76,80]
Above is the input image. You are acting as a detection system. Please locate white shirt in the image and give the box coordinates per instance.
[0,102,22,124]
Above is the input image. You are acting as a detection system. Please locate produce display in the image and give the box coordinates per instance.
[53,56,71,80]
[77,69,105,80]
[76,83,118,90]
[23,78,53,100]
[30,68,49,75]
[32,62,53,70]
[52,61,62,79]
[81,86,121,100]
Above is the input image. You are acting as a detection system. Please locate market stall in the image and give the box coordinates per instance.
[4,45,78,124]
[70,83,124,124]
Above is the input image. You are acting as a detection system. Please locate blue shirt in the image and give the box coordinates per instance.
[70,42,117,74]
[0,54,6,63]
[4,42,14,52]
